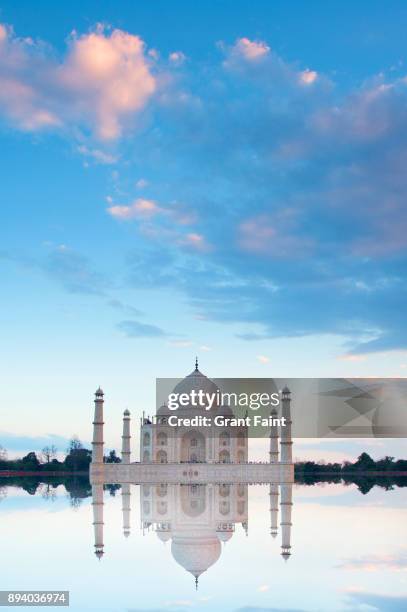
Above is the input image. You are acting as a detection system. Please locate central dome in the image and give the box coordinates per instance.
[173,368,220,397]
[170,365,233,416]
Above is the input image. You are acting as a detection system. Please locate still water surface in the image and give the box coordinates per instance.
[0,479,406,611]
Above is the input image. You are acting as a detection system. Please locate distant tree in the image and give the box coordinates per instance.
[41,445,57,464]
[354,452,376,471]
[39,483,57,502]
[21,452,40,471]
[64,448,91,472]
[104,450,121,464]
[67,437,83,454]
[376,456,396,471]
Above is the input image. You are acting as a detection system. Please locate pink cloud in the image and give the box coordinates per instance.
[59,26,156,139]
[233,37,270,61]
[0,23,156,140]
[179,232,210,251]
[256,355,270,364]
[0,77,61,129]
[0,23,8,43]
[337,354,367,362]
[299,69,318,85]
[169,51,186,65]
[107,198,159,220]
[238,214,314,258]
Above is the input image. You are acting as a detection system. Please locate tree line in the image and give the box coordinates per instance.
[0,438,121,473]
[295,452,407,475]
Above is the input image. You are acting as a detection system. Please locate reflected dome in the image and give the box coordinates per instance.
[171,535,221,578]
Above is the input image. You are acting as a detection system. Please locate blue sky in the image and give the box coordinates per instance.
[1,1,407,449]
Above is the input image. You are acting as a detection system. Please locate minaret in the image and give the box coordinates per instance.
[121,483,131,538]
[280,386,292,464]
[92,388,104,465]
[269,407,279,463]
[269,483,279,538]
[121,409,131,464]
[280,482,293,561]
[92,483,104,559]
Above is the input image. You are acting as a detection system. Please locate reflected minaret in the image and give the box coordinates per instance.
[92,483,104,559]
[269,483,279,538]
[122,409,131,464]
[92,388,104,465]
[121,483,131,538]
[280,386,292,464]
[280,482,293,561]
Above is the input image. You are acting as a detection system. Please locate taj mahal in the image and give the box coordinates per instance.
[89,361,294,586]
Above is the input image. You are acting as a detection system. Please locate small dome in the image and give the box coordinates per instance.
[157,530,171,543]
[95,387,104,396]
[157,403,171,416]
[123,409,130,416]
[216,530,233,543]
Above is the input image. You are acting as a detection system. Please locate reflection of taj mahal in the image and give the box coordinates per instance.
[90,362,294,586]
[91,481,294,587]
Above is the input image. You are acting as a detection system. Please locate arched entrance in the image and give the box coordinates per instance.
[181,430,206,463]
[156,450,167,463]
[181,484,206,517]
[219,449,230,463]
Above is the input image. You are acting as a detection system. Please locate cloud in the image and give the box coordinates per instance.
[236,607,307,612]
[169,51,186,65]
[108,198,160,220]
[338,552,407,572]
[77,145,118,164]
[299,69,318,85]
[231,38,270,61]
[345,591,407,612]
[42,245,106,296]
[337,354,367,362]
[3,21,407,353]
[136,178,149,189]
[178,232,210,251]
[0,431,79,453]
[257,355,270,364]
[0,22,156,140]
[238,215,314,258]
[1,245,107,297]
[121,44,407,353]
[117,319,167,338]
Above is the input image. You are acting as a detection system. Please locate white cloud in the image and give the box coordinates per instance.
[169,51,186,65]
[136,178,149,189]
